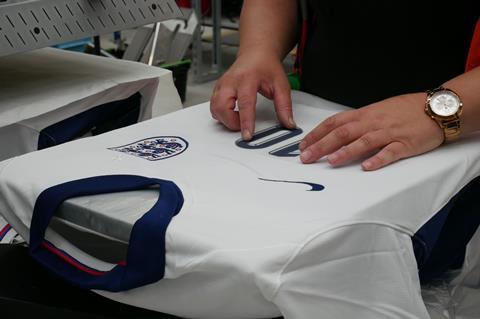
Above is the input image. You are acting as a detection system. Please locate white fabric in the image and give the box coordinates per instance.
[1,91,480,318]
[0,47,182,161]
[446,227,480,318]
[0,216,15,244]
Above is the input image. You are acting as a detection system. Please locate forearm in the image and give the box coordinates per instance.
[443,66,480,136]
[238,0,298,61]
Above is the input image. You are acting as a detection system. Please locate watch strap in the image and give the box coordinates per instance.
[440,114,461,142]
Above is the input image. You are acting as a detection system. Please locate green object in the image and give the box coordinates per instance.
[288,73,301,91]
[160,59,192,69]
[161,60,192,103]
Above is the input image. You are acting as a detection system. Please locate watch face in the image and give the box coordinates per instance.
[430,91,461,117]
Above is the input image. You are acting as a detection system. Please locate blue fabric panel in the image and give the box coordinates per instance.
[29,175,183,292]
[38,93,141,150]
[412,202,453,269]
[418,176,480,283]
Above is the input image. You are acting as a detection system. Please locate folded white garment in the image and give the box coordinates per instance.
[0,47,181,160]
[1,91,480,319]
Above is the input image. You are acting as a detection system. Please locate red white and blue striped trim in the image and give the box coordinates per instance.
[41,240,111,277]
[0,224,12,242]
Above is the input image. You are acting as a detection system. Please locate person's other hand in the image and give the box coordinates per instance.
[299,93,445,171]
[210,52,296,140]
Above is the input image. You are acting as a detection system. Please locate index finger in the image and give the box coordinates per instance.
[300,109,360,151]
[237,82,259,140]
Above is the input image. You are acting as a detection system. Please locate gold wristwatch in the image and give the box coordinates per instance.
[425,87,463,143]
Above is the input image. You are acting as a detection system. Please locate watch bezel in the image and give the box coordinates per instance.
[426,88,463,119]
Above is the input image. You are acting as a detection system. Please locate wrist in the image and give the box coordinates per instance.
[237,47,284,62]
[440,83,473,137]
[441,67,480,137]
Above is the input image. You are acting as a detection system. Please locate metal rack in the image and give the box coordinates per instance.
[191,0,241,83]
[191,0,222,83]
[0,0,183,58]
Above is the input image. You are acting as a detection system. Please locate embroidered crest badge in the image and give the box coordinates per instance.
[109,136,188,161]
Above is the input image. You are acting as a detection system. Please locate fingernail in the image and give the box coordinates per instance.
[288,117,297,128]
[299,141,307,151]
[242,129,252,141]
[328,152,339,163]
[363,161,373,170]
[301,150,312,162]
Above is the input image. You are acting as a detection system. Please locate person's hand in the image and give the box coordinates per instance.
[210,52,296,140]
[299,93,445,171]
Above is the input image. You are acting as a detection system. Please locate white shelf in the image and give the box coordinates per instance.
[0,0,183,57]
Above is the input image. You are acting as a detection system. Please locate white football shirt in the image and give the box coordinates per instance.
[1,92,480,318]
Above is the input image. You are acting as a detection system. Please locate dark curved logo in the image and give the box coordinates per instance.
[259,178,325,192]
